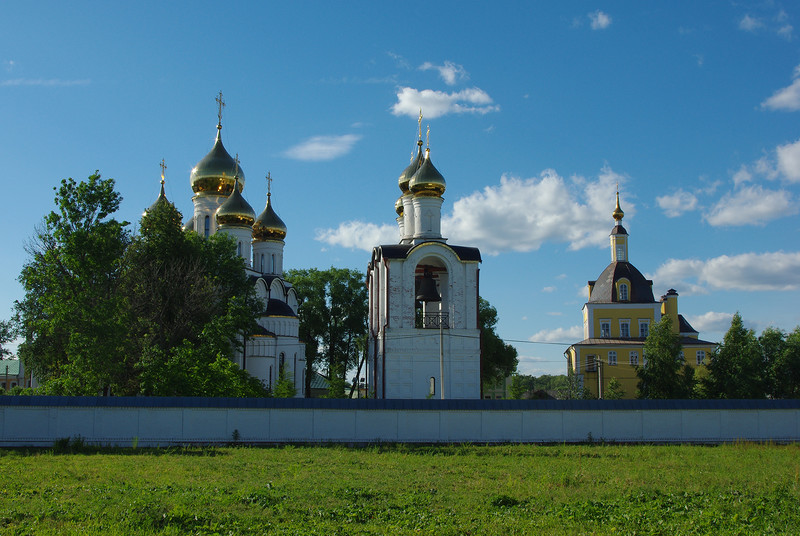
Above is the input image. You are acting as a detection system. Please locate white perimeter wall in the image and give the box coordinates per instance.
[0,399,798,446]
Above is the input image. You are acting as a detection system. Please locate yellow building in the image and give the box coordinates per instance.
[566,194,716,399]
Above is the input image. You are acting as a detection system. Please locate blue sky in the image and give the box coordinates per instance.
[2,1,800,376]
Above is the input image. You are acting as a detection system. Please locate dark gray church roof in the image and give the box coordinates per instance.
[371,243,482,264]
[264,298,297,317]
[678,314,699,335]
[588,261,655,303]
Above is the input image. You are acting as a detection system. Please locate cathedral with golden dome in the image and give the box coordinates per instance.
[155,93,306,397]
[366,114,483,399]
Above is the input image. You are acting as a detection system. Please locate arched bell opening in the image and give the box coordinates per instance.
[413,259,449,329]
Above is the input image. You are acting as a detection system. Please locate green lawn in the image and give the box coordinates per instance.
[0,443,798,534]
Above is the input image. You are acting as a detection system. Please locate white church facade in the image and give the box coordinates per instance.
[366,120,483,399]
[150,93,306,397]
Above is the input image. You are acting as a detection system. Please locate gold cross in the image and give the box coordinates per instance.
[266,172,272,195]
[216,90,225,127]
[234,153,240,177]
[418,108,423,140]
[159,158,166,184]
[426,125,430,148]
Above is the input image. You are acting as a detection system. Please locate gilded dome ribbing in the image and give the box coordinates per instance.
[409,148,446,197]
[253,193,287,241]
[613,191,624,222]
[399,141,424,194]
[190,126,245,196]
[215,177,255,227]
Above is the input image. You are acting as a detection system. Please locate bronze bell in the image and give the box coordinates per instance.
[415,270,441,302]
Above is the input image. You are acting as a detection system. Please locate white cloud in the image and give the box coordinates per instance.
[542,286,556,293]
[589,10,612,30]
[316,166,629,255]
[651,251,800,294]
[739,14,764,32]
[686,311,734,334]
[656,189,698,217]
[732,165,753,186]
[761,65,800,111]
[0,78,90,87]
[387,51,410,70]
[391,87,499,119]
[776,138,800,181]
[442,166,628,254]
[314,221,398,251]
[419,61,468,86]
[705,184,796,226]
[283,134,361,161]
[778,24,794,40]
[529,325,583,344]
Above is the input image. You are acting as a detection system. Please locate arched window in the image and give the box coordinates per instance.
[271,254,276,274]
[268,366,273,388]
[618,283,629,301]
[237,241,242,257]
[204,215,210,238]
[260,254,265,273]
[429,377,436,397]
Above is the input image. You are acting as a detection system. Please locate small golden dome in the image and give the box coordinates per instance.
[190,126,245,196]
[395,196,404,216]
[613,190,624,222]
[215,177,255,227]
[144,160,170,216]
[253,193,287,241]
[399,140,424,193]
[409,148,446,197]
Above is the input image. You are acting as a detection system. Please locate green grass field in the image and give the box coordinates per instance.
[0,443,798,535]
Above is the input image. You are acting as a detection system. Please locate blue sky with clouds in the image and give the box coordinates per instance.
[2,1,800,375]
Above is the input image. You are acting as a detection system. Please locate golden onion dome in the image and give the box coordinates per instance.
[395,196,404,216]
[144,160,171,216]
[215,177,255,227]
[253,193,287,242]
[409,148,446,197]
[399,140,424,194]
[144,180,169,216]
[190,126,245,196]
[612,190,624,222]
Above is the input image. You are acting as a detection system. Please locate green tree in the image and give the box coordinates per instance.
[508,373,526,399]
[0,320,14,359]
[704,313,765,399]
[605,377,626,399]
[637,316,694,399]
[759,326,786,398]
[479,297,519,387]
[285,267,368,397]
[773,327,800,398]
[14,174,130,395]
[273,363,297,398]
[122,197,265,397]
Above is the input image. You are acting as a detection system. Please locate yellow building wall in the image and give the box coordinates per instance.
[577,343,716,399]
[590,307,657,338]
